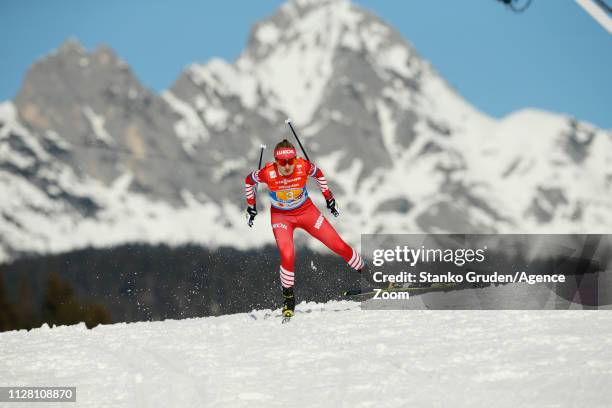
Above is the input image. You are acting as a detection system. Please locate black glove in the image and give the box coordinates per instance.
[326,197,339,217]
[246,205,258,227]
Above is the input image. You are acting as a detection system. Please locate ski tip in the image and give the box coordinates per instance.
[285,118,292,124]
[342,289,362,296]
[281,311,293,324]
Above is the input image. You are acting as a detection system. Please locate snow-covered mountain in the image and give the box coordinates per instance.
[1,0,611,262]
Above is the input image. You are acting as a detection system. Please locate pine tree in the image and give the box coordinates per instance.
[43,272,83,327]
[16,277,39,330]
[0,272,19,332]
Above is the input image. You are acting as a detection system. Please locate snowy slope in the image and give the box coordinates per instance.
[2,301,612,407]
[1,0,612,262]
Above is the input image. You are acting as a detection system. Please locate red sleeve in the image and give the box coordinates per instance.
[306,161,333,200]
[245,169,267,206]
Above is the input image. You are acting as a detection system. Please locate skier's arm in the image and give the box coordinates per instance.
[244,170,260,207]
[245,169,265,226]
[307,162,333,200]
[307,162,339,216]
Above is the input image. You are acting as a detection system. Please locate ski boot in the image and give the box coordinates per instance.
[282,287,295,322]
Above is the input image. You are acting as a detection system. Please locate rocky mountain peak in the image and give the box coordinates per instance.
[10,40,197,206]
[14,40,145,134]
[233,0,433,132]
[56,37,87,56]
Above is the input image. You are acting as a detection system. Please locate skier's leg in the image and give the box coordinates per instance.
[300,205,364,272]
[271,212,297,317]
[271,212,296,289]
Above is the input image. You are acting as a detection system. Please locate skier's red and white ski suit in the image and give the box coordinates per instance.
[245,157,364,288]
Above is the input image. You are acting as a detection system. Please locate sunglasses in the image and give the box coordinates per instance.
[276,158,296,166]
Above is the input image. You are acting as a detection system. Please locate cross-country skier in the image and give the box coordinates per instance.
[245,139,364,319]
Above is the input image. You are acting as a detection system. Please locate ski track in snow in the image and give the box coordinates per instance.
[2,301,612,407]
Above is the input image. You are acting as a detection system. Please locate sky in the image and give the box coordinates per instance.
[0,0,610,129]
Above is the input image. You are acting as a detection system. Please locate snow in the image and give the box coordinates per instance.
[236,0,363,125]
[256,22,281,45]
[162,91,209,156]
[203,106,229,130]
[457,109,612,232]
[188,59,258,109]
[1,301,611,407]
[251,37,335,125]
[0,102,50,161]
[314,150,365,246]
[82,106,114,145]
[360,21,391,53]
[44,130,72,151]
[0,143,36,170]
[376,99,399,158]
[339,29,361,50]
[377,44,412,77]
[211,157,248,183]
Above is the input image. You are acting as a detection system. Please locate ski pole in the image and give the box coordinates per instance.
[257,143,266,171]
[255,143,266,208]
[285,118,341,217]
[248,144,266,227]
[285,118,310,162]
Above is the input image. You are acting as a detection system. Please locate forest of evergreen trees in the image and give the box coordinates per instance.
[0,244,359,332]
